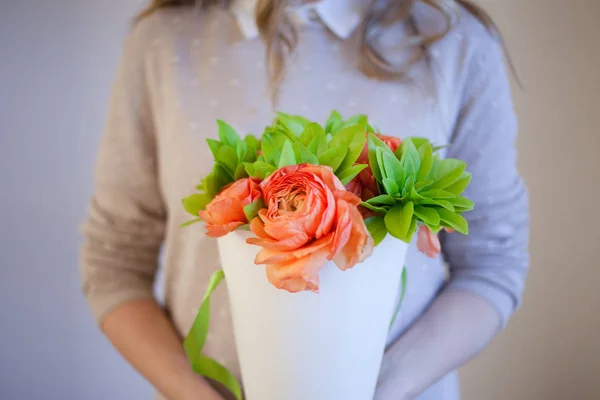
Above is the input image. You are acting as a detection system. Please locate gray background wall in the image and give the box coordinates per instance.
[1,1,598,399]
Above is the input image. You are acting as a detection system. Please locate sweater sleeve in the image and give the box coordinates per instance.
[440,34,530,328]
[80,26,166,324]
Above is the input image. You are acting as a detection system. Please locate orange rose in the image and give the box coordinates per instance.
[199,178,262,238]
[247,164,374,293]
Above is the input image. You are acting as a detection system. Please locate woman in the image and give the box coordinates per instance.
[80,0,530,399]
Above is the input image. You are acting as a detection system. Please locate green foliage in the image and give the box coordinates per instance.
[337,164,368,185]
[182,194,211,216]
[365,216,387,246]
[362,136,474,244]
[180,122,261,226]
[183,112,475,244]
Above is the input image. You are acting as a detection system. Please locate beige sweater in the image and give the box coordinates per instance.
[80,5,529,399]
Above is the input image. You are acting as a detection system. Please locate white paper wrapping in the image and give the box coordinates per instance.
[217,231,408,400]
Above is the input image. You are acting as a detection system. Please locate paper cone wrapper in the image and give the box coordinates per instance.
[217,231,408,400]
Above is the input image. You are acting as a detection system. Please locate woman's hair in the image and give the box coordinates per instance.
[136,0,506,99]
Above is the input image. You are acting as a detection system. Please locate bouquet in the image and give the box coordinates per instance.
[181,111,473,400]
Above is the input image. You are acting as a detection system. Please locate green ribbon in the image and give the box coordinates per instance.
[389,267,408,330]
[184,270,243,400]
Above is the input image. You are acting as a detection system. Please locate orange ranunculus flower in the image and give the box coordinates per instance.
[416,226,454,258]
[416,225,441,258]
[348,132,402,206]
[199,178,262,238]
[247,164,374,293]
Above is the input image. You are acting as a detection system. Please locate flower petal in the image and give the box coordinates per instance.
[333,205,373,270]
[329,199,353,259]
[247,231,310,251]
[205,221,245,238]
[417,225,441,258]
[264,249,329,293]
[254,234,334,264]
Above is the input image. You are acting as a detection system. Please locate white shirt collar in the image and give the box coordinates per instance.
[232,0,366,40]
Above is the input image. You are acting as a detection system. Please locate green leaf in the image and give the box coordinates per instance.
[182,194,211,216]
[244,134,260,156]
[405,216,418,242]
[248,161,277,179]
[216,120,240,147]
[368,124,380,133]
[206,138,223,160]
[437,208,469,234]
[292,141,319,165]
[233,163,248,180]
[203,174,219,198]
[406,137,430,150]
[277,112,310,136]
[366,194,396,206]
[342,113,368,126]
[444,172,472,195]
[432,144,449,152]
[331,124,367,172]
[426,224,442,234]
[307,134,327,155]
[399,138,421,180]
[420,189,455,199]
[216,145,238,175]
[243,198,265,222]
[243,162,255,177]
[360,202,388,214]
[381,150,404,184]
[429,159,466,190]
[278,140,297,168]
[404,156,417,182]
[324,110,343,134]
[236,140,248,163]
[180,217,203,228]
[402,176,414,197]
[300,123,326,147]
[204,166,231,197]
[367,133,390,183]
[448,196,475,212]
[318,147,346,172]
[420,198,455,212]
[337,164,368,185]
[417,143,433,182]
[365,216,388,246]
[383,178,400,196]
[376,147,386,179]
[413,205,441,226]
[261,132,287,166]
[409,185,424,202]
[415,180,434,191]
[384,202,414,240]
